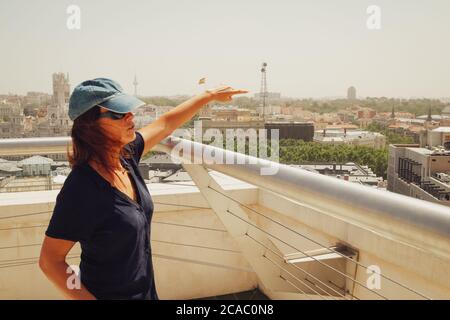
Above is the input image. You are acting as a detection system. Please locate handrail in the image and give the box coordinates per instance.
[0,136,70,156]
[1,135,449,238]
[154,136,450,238]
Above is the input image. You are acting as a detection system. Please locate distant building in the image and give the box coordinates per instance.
[210,106,252,122]
[0,156,69,192]
[314,129,386,149]
[355,108,376,128]
[347,86,356,101]
[417,114,449,122]
[139,154,182,180]
[199,104,213,117]
[0,101,24,138]
[420,126,450,149]
[253,92,281,100]
[265,122,314,141]
[0,162,22,178]
[134,115,156,129]
[211,106,238,121]
[154,106,175,118]
[24,92,52,107]
[52,73,70,108]
[357,109,376,119]
[291,162,383,187]
[45,73,72,136]
[442,105,450,117]
[18,155,54,176]
[199,119,265,137]
[387,129,450,206]
[256,105,281,116]
[198,120,313,141]
[337,110,356,123]
[387,144,450,206]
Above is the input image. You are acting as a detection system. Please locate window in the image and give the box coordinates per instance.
[444,141,450,150]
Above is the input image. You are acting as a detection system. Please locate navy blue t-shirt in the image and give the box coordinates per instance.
[46,131,158,300]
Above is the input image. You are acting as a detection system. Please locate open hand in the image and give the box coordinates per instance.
[206,85,248,102]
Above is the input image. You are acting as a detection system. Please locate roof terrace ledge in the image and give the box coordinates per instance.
[1,135,449,243]
[154,136,450,242]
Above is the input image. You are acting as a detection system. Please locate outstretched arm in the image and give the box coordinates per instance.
[137,86,248,156]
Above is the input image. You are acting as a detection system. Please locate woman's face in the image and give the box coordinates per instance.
[97,107,136,146]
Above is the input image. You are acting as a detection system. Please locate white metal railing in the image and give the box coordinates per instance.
[1,135,449,237]
[154,136,450,237]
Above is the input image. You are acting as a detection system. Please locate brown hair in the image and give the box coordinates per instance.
[67,106,131,178]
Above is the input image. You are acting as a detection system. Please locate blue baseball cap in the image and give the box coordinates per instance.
[68,78,146,121]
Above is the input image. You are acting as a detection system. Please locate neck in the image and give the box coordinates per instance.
[90,148,124,171]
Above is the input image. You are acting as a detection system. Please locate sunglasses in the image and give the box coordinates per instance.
[97,109,132,120]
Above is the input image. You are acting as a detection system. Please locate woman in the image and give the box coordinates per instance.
[39,78,247,300]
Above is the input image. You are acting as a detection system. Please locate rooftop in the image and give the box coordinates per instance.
[18,155,54,165]
[0,163,22,172]
[406,147,434,155]
[0,135,449,300]
[432,126,450,133]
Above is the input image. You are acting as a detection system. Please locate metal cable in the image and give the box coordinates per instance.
[0,188,429,299]
[152,239,240,253]
[157,182,198,187]
[0,261,42,269]
[0,255,79,269]
[246,232,350,300]
[262,253,329,300]
[153,201,210,210]
[0,238,238,256]
[0,220,228,235]
[152,253,255,273]
[326,279,360,300]
[152,220,227,233]
[0,210,52,220]
[0,202,210,221]
[208,185,430,300]
[0,238,239,264]
[279,274,312,300]
[0,254,80,265]
[0,224,48,231]
[0,243,42,250]
[0,256,44,264]
[223,207,389,300]
[0,251,252,275]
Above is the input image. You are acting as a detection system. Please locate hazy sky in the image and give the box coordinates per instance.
[1,0,449,98]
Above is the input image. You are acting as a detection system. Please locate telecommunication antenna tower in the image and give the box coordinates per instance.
[133,75,138,97]
[259,62,268,121]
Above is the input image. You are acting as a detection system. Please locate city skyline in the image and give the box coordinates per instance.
[1,0,450,99]
[1,71,449,102]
